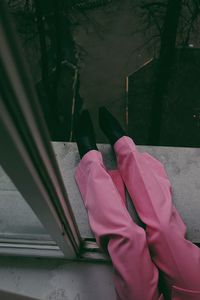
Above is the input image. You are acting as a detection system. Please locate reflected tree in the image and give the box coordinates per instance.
[7,0,114,141]
[139,0,200,145]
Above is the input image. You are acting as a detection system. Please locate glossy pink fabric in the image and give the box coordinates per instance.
[75,136,200,300]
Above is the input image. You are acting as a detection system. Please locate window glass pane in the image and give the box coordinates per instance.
[6,0,200,250]
[0,165,52,241]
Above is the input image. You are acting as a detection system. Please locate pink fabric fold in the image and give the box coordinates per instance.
[108,169,126,208]
[171,285,200,300]
[75,136,200,300]
[114,136,200,299]
[75,150,161,300]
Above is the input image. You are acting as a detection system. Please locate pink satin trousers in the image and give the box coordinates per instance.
[75,136,200,300]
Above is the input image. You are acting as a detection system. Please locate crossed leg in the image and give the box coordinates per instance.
[114,136,200,299]
[75,150,162,300]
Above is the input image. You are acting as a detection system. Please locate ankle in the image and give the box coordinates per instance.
[99,106,126,146]
[75,110,98,158]
[77,137,98,158]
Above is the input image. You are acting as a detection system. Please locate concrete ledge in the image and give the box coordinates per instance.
[52,142,200,242]
[0,257,115,300]
[0,289,39,300]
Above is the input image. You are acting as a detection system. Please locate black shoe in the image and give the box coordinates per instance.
[99,106,126,146]
[75,110,98,158]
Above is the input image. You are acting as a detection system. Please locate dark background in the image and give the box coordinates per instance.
[7,0,200,147]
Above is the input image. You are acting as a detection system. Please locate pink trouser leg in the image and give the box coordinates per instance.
[114,136,200,297]
[75,150,162,300]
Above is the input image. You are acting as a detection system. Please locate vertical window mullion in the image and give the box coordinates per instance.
[0,0,81,258]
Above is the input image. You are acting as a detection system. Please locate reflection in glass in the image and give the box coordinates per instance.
[0,165,52,241]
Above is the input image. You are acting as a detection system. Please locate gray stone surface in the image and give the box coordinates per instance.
[0,257,115,300]
[1,142,199,243]
[52,142,200,242]
[0,289,38,300]
[0,142,199,300]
